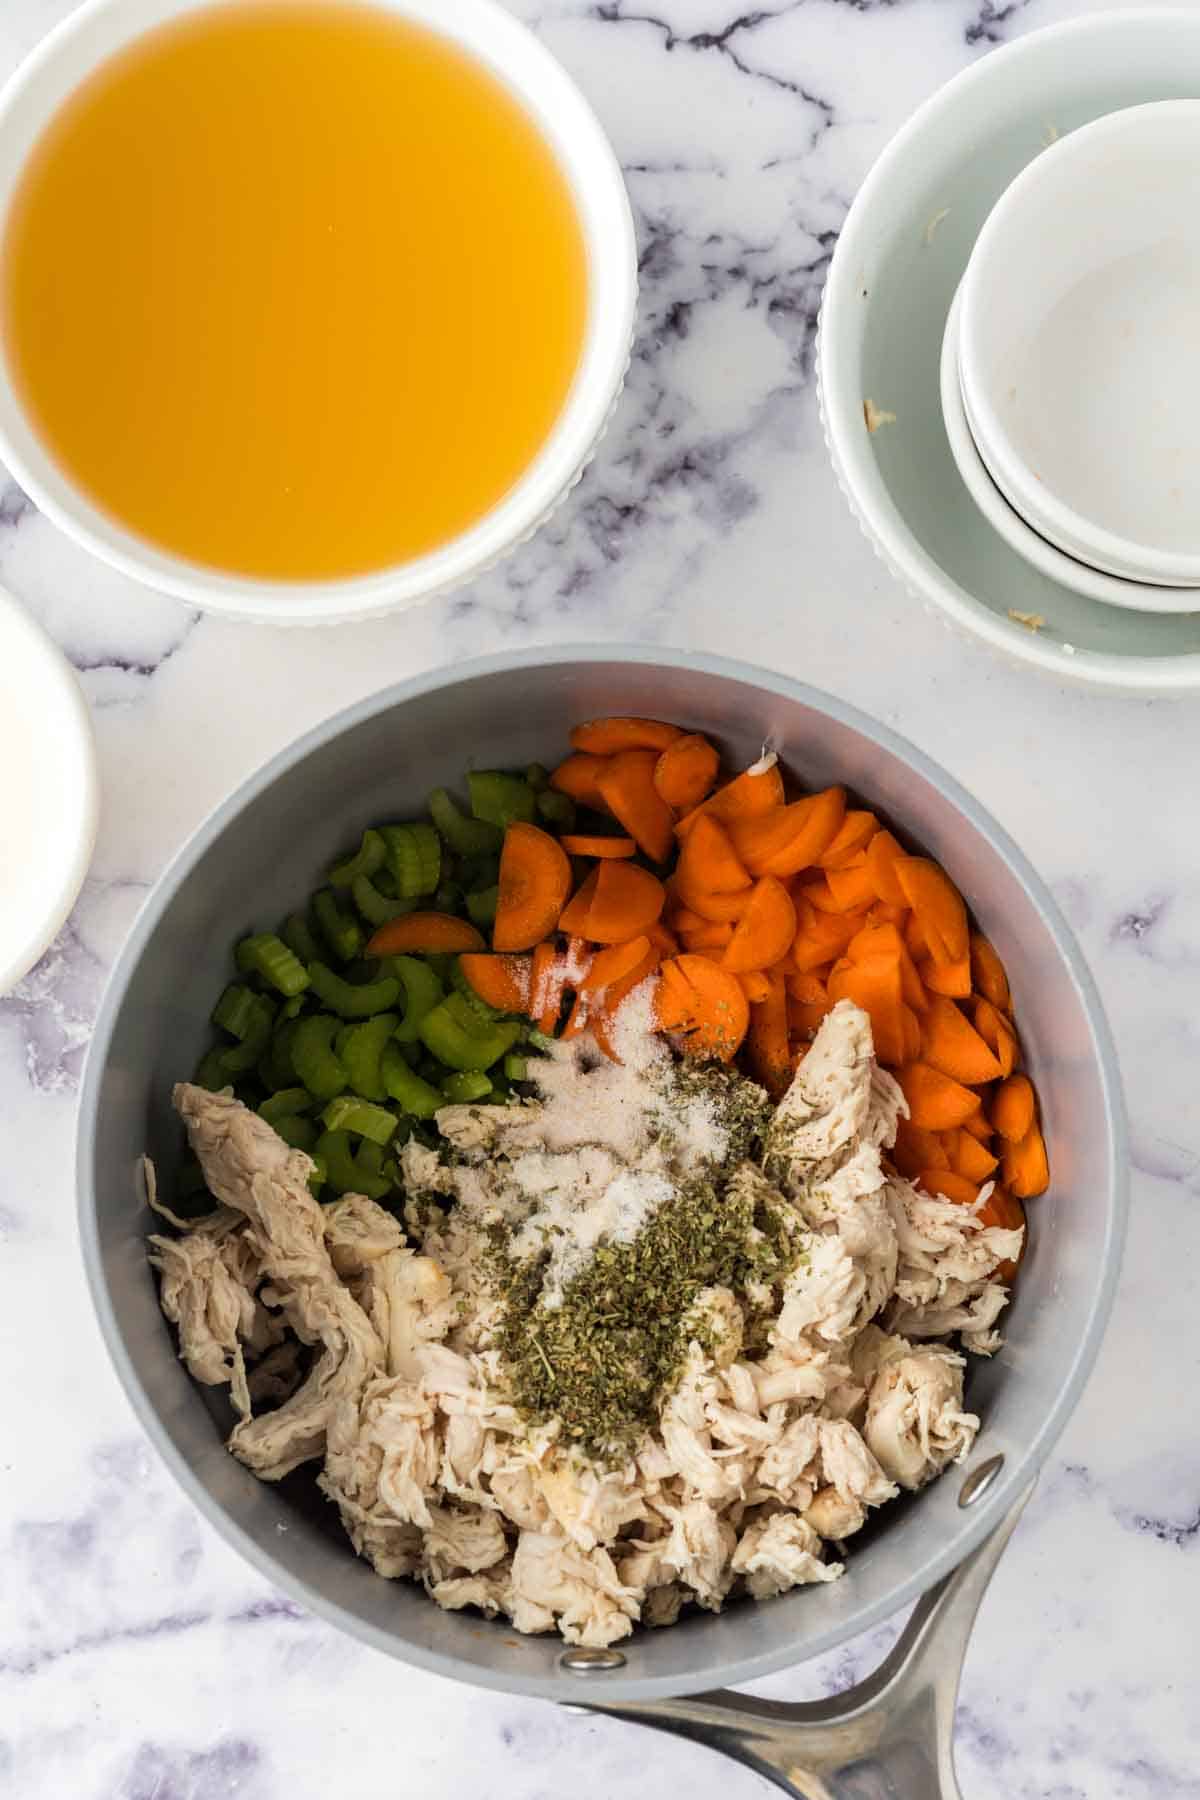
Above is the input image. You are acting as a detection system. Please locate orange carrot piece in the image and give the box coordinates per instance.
[791,909,862,971]
[530,940,566,1034]
[678,811,752,894]
[978,1185,1027,1276]
[367,912,486,956]
[560,834,637,860]
[549,752,609,808]
[922,954,971,999]
[824,857,881,913]
[580,935,653,994]
[561,992,589,1038]
[492,822,573,952]
[917,1167,980,1207]
[675,760,785,837]
[674,883,753,923]
[459,952,531,1014]
[992,1072,1035,1142]
[963,1108,994,1144]
[722,875,797,974]
[893,858,969,966]
[747,973,791,1099]
[596,750,676,864]
[904,911,927,959]
[828,951,907,1066]
[666,905,708,935]
[920,994,1004,1085]
[680,921,734,951]
[1002,1123,1049,1198]
[848,922,928,1013]
[645,920,680,957]
[732,787,847,879]
[786,970,829,1005]
[896,1062,981,1131]
[900,1004,922,1062]
[655,954,749,1061]
[970,932,1012,1012]
[653,734,720,811]
[737,969,772,1004]
[950,1128,1000,1183]
[866,830,909,906]
[571,717,682,755]
[586,941,661,1059]
[584,860,666,945]
[787,996,833,1036]
[557,868,600,938]
[974,998,1019,1077]
[818,810,880,870]
[867,900,909,928]
[892,1120,953,1179]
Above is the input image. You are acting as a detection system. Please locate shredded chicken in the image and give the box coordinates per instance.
[150,1000,1021,1645]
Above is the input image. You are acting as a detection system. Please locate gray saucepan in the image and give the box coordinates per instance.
[77,648,1126,1798]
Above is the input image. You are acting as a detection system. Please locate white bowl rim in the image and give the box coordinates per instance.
[958,97,1200,587]
[939,285,1200,615]
[0,583,98,994]
[0,0,637,624]
[818,6,1200,692]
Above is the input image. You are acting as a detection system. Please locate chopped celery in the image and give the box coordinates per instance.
[212,984,260,1039]
[351,874,417,927]
[236,932,310,997]
[194,1049,232,1092]
[308,960,399,1019]
[273,1114,317,1152]
[389,955,445,1043]
[314,1129,392,1199]
[537,789,576,830]
[441,1071,493,1103]
[328,827,386,889]
[503,1054,529,1082]
[279,994,308,1021]
[281,913,320,965]
[312,889,363,963]
[428,787,503,856]
[290,1014,348,1100]
[308,1153,328,1198]
[257,1017,301,1093]
[379,823,441,899]
[433,880,463,915]
[214,990,275,1073]
[449,956,505,1022]
[335,1013,398,1102]
[465,884,499,929]
[381,1043,443,1118]
[419,1000,522,1073]
[259,1087,315,1124]
[320,1096,398,1145]
[525,763,550,791]
[527,1027,558,1053]
[468,770,536,829]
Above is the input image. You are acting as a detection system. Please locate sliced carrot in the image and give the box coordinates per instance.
[549,752,609,808]
[825,857,882,913]
[1002,1123,1049,1198]
[788,997,833,1036]
[558,868,600,938]
[900,1003,922,1062]
[680,921,734,951]
[596,750,676,864]
[970,932,1012,1012]
[786,970,829,1006]
[791,908,863,971]
[867,900,909,929]
[731,787,847,879]
[678,811,752,894]
[459,952,531,1014]
[866,830,909,906]
[892,1120,952,1179]
[920,995,1004,1085]
[896,1062,981,1131]
[893,858,969,966]
[737,970,772,1005]
[492,822,573,952]
[584,859,666,945]
[963,1108,994,1144]
[673,884,753,923]
[653,734,720,811]
[655,954,749,1061]
[645,920,680,957]
[676,759,785,837]
[570,716,683,755]
[530,940,567,1034]
[587,943,661,1059]
[580,935,653,994]
[367,912,486,956]
[950,1128,999,1183]
[848,922,928,1013]
[904,912,927,960]
[561,992,589,1038]
[560,834,637,860]
[818,810,879,870]
[746,973,791,1099]
[978,1185,1027,1276]
[922,954,971,999]
[992,1072,1035,1142]
[917,1168,980,1207]
[828,951,907,1066]
[974,998,1019,1077]
[723,876,797,973]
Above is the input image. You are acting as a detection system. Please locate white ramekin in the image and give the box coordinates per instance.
[0,0,637,625]
[958,99,1200,590]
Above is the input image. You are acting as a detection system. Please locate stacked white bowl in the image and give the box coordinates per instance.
[944,99,1200,616]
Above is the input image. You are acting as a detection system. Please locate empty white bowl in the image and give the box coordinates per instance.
[939,286,1198,614]
[0,0,636,625]
[959,99,1200,589]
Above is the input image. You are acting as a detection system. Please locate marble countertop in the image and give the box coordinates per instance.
[3,1,1199,1794]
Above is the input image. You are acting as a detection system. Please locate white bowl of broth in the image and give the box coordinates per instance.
[0,0,636,622]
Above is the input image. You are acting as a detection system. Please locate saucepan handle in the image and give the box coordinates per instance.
[569,1481,1035,1800]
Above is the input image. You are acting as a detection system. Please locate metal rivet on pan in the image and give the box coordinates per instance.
[959,1453,1005,1508]
[560,1646,627,1673]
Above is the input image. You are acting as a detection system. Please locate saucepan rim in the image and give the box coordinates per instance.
[76,644,1128,1701]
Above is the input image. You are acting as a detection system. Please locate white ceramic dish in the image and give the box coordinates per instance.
[817,8,1200,692]
[939,286,1198,615]
[0,0,636,626]
[0,585,98,993]
[959,100,1200,590]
